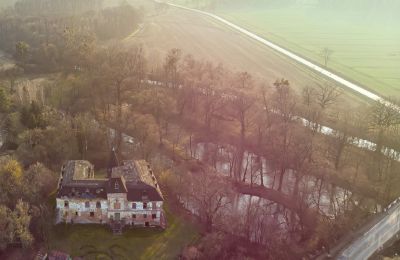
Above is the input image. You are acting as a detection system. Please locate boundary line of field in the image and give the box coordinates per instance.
[162,2,398,108]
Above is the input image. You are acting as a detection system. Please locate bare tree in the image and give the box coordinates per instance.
[368,100,400,180]
[314,83,342,110]
[271,79,297,191]
[94,45,145,153]
[321,47,334,67]
[227,72,255,181]
[164,48,182,89]
[178,168,234,232]
[301,83,342,133]
[328,107,367,170]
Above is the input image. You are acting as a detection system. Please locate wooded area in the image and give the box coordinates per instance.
[1,0,400,259]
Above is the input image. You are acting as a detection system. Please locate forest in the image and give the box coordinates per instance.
[0,0,142,73]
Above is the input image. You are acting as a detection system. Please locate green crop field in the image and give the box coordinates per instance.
[218,8,400,98]
[169,1,400,98]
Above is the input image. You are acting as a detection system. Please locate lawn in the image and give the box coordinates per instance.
[48,205,199,260]
[170,1,400,98]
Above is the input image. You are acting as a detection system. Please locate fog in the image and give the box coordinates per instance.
[0,0,17,9]
[1,0,400,259]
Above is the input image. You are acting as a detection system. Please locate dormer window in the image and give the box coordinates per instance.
[115,182,119,190]
[143,202,147,209]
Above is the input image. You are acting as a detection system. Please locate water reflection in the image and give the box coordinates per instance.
[188,142,376,218]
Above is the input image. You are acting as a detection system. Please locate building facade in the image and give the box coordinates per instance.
[55,160,165,229]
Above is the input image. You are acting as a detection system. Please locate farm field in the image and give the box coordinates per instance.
[130,7,369,107]
[168,1,400,98]
[217,7,400,98]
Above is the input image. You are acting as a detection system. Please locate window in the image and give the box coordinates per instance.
[132,203,136,209]
[152,202,157,208]
[115,182,119,190]
[145,222,149,227]
[90,212,94,217]
[142,190,148,200]
[85,201,90,208]
[75,212,78,216]
[114,201,121,209]
[96,201,101,209]
[152,214,157,219]
[132,214,136,219]
[143,202,147,209]
[64,201,69,208]
[143,214,147,219]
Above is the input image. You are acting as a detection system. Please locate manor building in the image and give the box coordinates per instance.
[55,159,165,230]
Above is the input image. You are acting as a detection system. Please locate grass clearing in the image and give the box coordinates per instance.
[48,204,199,259]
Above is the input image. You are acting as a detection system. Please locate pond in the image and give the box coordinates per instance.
[190,142,378,218]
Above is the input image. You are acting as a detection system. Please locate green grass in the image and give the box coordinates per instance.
[217,7,400,98]
[48,205,200,260]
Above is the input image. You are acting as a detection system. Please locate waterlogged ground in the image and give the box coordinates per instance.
[191,142,376,218]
